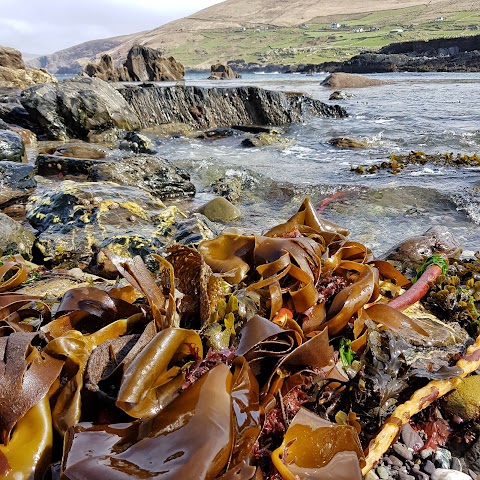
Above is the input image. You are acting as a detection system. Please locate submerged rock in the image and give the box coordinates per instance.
[20,76,140,140]
[91,155,195,199]
[241,132,290,148]
[329,91,354,100]
[329,137,369,149]
[199,197,242,223]
[0,212,35,258]
[0,161,36,206]
[0,129,26,162]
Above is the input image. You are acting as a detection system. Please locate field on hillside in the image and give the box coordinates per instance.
[170,5,480,68]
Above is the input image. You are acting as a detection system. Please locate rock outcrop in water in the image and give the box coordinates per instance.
[208,63,241,80]
[17,79,346,139]
[84,45,185,82]
[119,84,346,130]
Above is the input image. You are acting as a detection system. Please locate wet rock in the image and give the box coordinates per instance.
[36,154,107,177]
[91,155,195,199]
[174,214,217,246]
[0,161,36,206]
[119,131,157,154]
[232,125,279,134]
[211,175,246,203]
[383,226,462,267]
[0,212,35,258]
[321,72,389,88]
[443,375,480,421]
[376,466,389,479]
[402,423,425,451]
[25,180,179,269]
[0,129,26,162]
[41,142,107,159]
[0,87,38,131]
[431,469,473,480]
[20,76,140,140]
[329,90,354,100]
[329,137,369,149]
[198,128,238,140]
[241,132,291,148]
[435,448,453,469]
[208,63,241,80]
[464,436,480,474]
[199,197,242,223]
[119,85,347,130]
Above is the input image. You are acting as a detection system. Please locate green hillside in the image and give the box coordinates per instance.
[169,6,480,67]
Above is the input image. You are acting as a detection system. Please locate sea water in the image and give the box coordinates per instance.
[144,72,480,256]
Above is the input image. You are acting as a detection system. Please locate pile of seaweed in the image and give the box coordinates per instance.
[0,198,479,479]
[352,151,480,174]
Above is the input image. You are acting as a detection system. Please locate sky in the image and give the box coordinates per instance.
[0,0,225,55]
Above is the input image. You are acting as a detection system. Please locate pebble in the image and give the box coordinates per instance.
[435,448,453,469]
[431,469,474,480]
[398,473,415,480]
[423,460,437,475]
[451,457,463,472]
[389,455,404,467]
[365,471,380,480]
[394,443,414,461]
[412,470,430,480]
[421,448,434,459]
[402,423,425,451]
[376,466,389,479]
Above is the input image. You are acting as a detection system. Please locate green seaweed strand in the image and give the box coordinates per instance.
[413,254,449,284]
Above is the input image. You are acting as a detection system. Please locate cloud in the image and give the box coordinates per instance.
[0,0,224,54]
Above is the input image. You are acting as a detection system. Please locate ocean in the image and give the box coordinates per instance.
[154,71,480,257]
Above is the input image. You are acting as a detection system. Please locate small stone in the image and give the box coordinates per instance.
[424,460,437,475]
[402,423,425,451]
[421,448,434,460]
[365,470,380,480]
[393,443,414,461]
[398,473,415,480]
[435,448,453,469]
[199,197,242,222]
[376,466,389,479]
[413,470,430,480]
[431,469,473,480]
[451,457,462,472]
[389,455,404,467]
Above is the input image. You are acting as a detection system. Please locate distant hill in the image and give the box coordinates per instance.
[30,0,480,72]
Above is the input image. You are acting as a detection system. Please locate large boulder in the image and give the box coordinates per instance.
[0,212,35,258]
[91,155,196,199]
[84,54,117,82]
[119,85,347,130]
[0,161,36,206]
[84,46,185,82]
[20,76,141,140]
[321,72,388,88]
[0,129,26,162]
[25,180,180,268]
[208,63,241,80]
[0,47,56,89]
[123,45,184,81]
[0,46,25,70]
